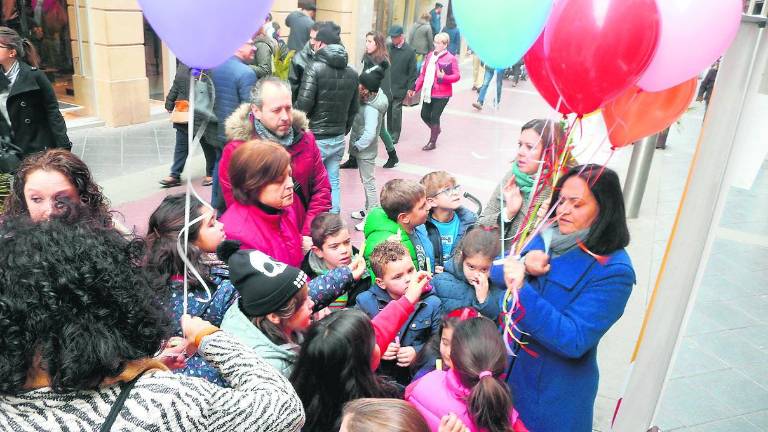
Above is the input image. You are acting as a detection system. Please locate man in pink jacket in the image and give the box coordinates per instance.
[219,77,331,250]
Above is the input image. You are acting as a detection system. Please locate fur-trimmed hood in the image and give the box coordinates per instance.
[225,103,310,143]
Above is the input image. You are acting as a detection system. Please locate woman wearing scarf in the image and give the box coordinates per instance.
[480,119,567,253]
[0,26,70,211]
[408,32,460,151]
[501,165,636,431]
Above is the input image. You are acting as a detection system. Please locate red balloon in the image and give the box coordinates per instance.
[524,32,572,115]
[544,0,661,115]
[603,79,697,148]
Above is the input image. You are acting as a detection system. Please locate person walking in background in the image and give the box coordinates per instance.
[159,62,218,188]
[409,32,460,151]
[470,47,485,92]
[210,40,257,212]
[386,25,417,147]
[285,2,316,52]
[251,19,278,79]
[289,21,341,102]
[697,59,719,107]
[441,17,460,56]
[472,67,505,111]
[409,12,434,72]
[429,2,444,36]
[295,27,359,215]
[0,26,70,211]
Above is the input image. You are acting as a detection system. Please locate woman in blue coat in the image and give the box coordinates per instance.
[502,165,635,431]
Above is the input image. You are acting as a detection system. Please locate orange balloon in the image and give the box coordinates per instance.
[602,78,697,148]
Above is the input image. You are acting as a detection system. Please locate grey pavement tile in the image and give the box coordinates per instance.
[742,410,768,429]
[657,378,733,426]
[727,325,768,351]
[670,338,729,378]
[684,369,768,415]
[685,306,729,336]
[655,402,686,431]
[689,331,768,367]
[695,274,746,303]
[728,295,768,324]
[739,362,768,391]
[693,300,761,331]
[686,417,763,432]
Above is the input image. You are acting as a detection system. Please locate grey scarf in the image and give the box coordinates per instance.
[252,117,294,147]
[546,225,591,258]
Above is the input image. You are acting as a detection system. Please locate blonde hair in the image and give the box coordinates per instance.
[342,398,429,432]
[434,32,450,45]
[420,12,431,21]
[420,170,456,198]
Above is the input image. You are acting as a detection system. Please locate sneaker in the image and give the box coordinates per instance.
[355,221,365,231]
[472,101,483,110]
[351,210,366,220]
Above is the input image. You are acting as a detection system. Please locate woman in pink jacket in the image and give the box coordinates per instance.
[406,317,528,432]
[220,140,303,267]
[408,32,460,151]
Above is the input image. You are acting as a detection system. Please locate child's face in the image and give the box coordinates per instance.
[440,325,454,369]
[284,285,315,333]
[376,257,415,300]
[193,206,226,253]
[462,253,493,285]
[428,182,462,211]
[314,229,353,269]
[399,196,429,230]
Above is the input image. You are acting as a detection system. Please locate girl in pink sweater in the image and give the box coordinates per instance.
[406,317,528,432]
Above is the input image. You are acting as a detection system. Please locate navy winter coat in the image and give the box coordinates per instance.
[211,56,256,146]
[431,259,505,321]
[424,206,477,268]
[505,234,635,431]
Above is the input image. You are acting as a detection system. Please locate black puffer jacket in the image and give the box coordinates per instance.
[294,44,359,140]
[289,41,314,102]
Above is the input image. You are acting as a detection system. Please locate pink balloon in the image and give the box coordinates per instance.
[637,0,742,92]
[139,0,273,69]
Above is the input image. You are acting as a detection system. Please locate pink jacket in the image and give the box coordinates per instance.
[405,369,528,432]
[220,201,304,267]
[219,106,331,236]
[413,51,461,99]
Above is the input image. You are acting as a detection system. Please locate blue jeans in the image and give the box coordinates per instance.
[170,128,216,178]
[317,135,345,213]
[478,68,504,106]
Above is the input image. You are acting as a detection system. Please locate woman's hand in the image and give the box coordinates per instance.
[396,346,417,367]
[524,250,551,276]
[404,271,432,304]
[181,315,219,352]
[469,272,490,303]
[503,256,526,292]
[437,67,445,79]
[439,414,470,432]
[156,337,189,369]
[348,255,367,281]
[302,236,313,254]
[382,341,400,361]
[503,177,524,220]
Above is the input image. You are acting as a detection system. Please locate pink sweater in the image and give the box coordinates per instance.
[406,369,528,432]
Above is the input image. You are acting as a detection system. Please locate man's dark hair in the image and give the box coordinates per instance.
[435,2,444,8]
[0,217,170,394]
[300,2,317,11]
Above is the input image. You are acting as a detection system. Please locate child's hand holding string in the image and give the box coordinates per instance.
[524,250,551,276]
[396,346,417,367]
[503,255,526,292]
[348,255,367,281]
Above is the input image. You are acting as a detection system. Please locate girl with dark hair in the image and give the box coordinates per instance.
[0,217,305,431]
[2,148,112,227]
[412,307,479,380]
[291,271,432,431]
[406,317,528,432]
[479,118,570,252]
[432,226,505,320]
[502,164,635,431]
[441,17,461,56]
[0,26,70,200]
[145,194,236,384]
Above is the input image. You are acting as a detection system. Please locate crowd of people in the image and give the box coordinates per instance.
[0,3,638,431]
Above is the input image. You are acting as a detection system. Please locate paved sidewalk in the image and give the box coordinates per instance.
[69,62,768,431]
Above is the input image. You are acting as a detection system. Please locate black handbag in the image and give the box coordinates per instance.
[0,137,21,174]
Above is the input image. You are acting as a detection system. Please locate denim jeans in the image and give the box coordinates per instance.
[170,127,216,178]
[478,68,504,106]
[317,134,346,213]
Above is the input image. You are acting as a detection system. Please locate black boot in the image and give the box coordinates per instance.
[383,150,399,168]
[340,156,357,169]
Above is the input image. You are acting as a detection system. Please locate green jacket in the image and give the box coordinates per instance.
[220,303,298,378]
[363,207,418,271]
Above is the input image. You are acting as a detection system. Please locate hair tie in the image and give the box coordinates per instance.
[478,370,493,380]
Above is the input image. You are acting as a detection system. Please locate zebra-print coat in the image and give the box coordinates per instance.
[0,331,305,431]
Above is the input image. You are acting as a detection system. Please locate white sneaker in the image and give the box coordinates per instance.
[351,210,366,220]
[355,221,365,231]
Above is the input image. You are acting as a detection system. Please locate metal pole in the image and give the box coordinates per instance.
[622,134,657,219]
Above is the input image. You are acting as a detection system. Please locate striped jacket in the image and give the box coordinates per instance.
[0,331,305,431]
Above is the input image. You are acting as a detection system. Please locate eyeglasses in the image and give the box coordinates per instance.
[430,184,462,198]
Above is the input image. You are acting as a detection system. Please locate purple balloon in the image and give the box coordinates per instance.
[139,0,274,69]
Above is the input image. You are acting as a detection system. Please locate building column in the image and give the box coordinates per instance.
[68,0,149,126]
[273,0,298,41]
[316,0,373,66]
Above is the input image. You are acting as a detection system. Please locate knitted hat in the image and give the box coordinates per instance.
[359,66,386,93]
[217,240,308,317]
[316,26,341,45]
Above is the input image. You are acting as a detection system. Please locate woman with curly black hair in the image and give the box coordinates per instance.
[0,218,305,431]
[1,148,113,227]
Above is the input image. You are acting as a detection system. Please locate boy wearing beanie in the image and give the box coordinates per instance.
[349,65,389,231]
